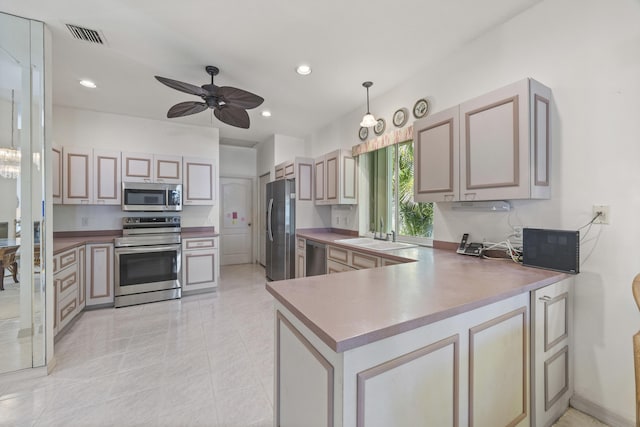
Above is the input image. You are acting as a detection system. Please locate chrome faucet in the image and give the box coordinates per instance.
[375,217,390,241]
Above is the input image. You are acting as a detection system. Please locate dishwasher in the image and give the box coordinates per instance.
[306,240,326,276]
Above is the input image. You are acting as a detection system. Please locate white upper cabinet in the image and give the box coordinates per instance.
[121,152,182,184]
[183,157,216,206]
[63,147,121,205]
[275,157,314,202]
[314,157,326,205]
[459,78,551,201]
[296,159,313,202]
[154,154,182,184]
[52,144,63,205]
[93,150,121,205]
[414,78,551,203]
[414,106,460,202]
[62,146,93,205]
[314,149,356,205]
[121,152,153,183]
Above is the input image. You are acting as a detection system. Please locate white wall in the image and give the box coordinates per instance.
[273,134,307,163]
[219,145,256,178]
[52,106,220,231]
[307,0,640,423]
[256,135,275,179]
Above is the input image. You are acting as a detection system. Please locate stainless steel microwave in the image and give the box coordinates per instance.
[122,182,182,212]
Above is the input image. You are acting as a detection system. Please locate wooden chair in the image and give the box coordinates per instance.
[633,274,640,427]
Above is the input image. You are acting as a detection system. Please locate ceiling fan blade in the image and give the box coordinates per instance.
[155,76,208,97]
[217,86,264,109]
[214,105,250,129]
[167,101,208,118]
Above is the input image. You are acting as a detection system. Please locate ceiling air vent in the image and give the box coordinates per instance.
[65,24,106,45]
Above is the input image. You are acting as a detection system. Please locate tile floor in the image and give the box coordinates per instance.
[0,275,45,375]
[0,263,609,426]
[0,264,273,426]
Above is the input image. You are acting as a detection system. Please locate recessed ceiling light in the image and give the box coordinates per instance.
[79,79,97,88]
[296,64,312,76]
[261,110,272,117]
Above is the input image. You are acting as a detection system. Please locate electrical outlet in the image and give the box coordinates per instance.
[81,217,89,226]
[593,205,610,224]
[513,226,524,239]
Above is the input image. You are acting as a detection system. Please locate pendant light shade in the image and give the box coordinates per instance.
[359,81,377,127]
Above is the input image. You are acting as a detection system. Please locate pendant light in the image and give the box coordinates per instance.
[359,81,377,127]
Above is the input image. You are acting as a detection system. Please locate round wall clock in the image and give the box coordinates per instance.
[374,118,386,135]
[358,126,369,141]
[413,98,429,119]
[392,108,408,127]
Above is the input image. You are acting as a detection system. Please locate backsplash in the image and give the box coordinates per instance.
[52,205,216,231]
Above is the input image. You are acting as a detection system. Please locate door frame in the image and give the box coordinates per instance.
[219,175,256,265]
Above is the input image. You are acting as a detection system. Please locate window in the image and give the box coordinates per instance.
[364,141,433,244]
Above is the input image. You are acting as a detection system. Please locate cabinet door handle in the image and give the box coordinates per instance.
[539,295,552,302]
[464,192,477,200]
[444,194,455,201]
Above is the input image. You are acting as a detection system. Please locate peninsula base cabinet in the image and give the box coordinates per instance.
[531,278,573,427]
[274,277,574,427]
[182,237,219,294]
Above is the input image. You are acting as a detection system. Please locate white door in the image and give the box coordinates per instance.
[258,173,270,266]
[220,177,253,265]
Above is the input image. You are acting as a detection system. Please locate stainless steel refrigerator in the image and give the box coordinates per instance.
[266,179,296,281]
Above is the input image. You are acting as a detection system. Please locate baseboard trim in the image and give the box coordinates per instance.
[0,365,48,384]
[570,394,634,427]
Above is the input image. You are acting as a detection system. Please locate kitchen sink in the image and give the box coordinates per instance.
[334,237,417,251]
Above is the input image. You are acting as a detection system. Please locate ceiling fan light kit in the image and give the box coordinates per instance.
[359,81,377,127]
[155,65,264,129]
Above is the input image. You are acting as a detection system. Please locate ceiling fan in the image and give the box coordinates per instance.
[155,65,264,129]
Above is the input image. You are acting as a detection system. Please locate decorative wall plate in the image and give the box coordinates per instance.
[358,126,369,141]
[392,108,408,127]
[374,118,386,135]
[413,98,429,119]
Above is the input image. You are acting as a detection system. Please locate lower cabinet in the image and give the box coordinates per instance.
[327,259,355,274]
[275,277,574,427]
[85,243,115,307]
[326,244,381,273]
[53,247,82,336]
[531,278,573,426]
[182,236,219,294]
[296,237,306,278]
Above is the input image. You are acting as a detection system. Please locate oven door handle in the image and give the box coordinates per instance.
[115,244,181,254]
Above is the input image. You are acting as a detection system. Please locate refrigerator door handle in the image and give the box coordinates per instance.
[267,198,274,242]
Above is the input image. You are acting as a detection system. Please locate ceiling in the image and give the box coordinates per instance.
[0,0,542,147]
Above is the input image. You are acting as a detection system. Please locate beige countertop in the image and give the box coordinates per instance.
[266,230,567,353]
[53,236,118,254]
[53,228,218,254]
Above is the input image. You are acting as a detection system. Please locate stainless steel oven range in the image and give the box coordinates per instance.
[114,216,182,308]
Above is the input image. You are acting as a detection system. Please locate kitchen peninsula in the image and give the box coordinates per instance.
[266,233,573,427]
